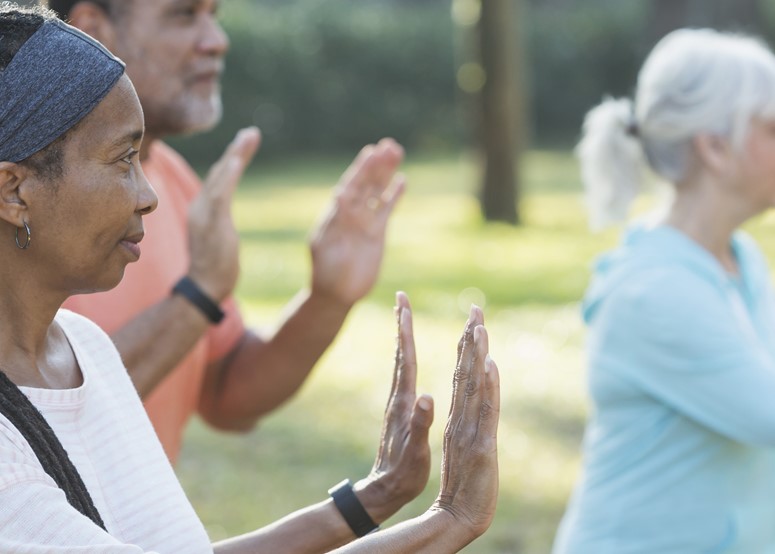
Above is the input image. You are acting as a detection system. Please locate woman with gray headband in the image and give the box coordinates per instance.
[554,29,775,553]
[0,4,499,553]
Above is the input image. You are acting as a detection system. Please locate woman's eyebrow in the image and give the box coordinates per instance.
[107,128,144,150]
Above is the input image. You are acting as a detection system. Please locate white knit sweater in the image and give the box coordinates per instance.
[0,310,213,553]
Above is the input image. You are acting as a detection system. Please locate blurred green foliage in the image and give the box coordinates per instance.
[171,0,650,165]
[170,0,775,166]
[528,1,648,145]
[171,0,459,164]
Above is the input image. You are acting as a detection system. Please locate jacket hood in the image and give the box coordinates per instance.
[582,224,755,324]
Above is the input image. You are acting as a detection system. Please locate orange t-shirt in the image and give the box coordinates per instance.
[63,141,245,463]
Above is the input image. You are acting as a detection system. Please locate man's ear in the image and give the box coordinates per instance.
[693,133,734,177]
[0,162,30,228]
[67,1,117,51]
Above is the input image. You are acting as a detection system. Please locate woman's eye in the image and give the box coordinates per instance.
[121,150,139,165]
[173,6,198,19]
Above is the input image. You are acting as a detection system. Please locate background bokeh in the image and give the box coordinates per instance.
[171,0,775,165]
[168,1,775,552]
[13,0,774,550]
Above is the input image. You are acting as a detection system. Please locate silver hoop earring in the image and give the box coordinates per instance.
[15,222,30,250]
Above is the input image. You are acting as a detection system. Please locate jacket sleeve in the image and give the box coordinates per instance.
[590,264,775,446]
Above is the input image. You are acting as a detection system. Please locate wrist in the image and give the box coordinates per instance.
[306,286,356,315]
[186,266,231,303]
[328,479,379,537]
[425,508,478,548]
[351,476,400,525]
[172,276,225,324]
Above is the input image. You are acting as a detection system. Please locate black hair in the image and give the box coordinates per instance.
[0,3,48,69]
[0,3,68,181]
[0,4,105,530]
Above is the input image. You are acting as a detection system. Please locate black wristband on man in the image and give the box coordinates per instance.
[328,479,379,537]
[172,276,225,324]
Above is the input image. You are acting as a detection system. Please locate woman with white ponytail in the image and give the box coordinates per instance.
[554,29,775,553]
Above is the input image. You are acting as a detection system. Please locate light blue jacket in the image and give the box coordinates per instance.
[553,225,775,554]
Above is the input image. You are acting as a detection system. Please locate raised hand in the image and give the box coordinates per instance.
[432,304,500,542]
[308,138,405,307]
[327,303,500,553]
[187,127,261,301]
[354,291,434,523]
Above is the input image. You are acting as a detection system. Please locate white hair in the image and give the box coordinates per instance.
[579,28,775,230]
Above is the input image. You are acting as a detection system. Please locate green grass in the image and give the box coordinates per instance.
[176,149,775,552]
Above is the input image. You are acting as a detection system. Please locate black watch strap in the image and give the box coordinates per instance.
[172,276,225,324]
[328,479,379,537]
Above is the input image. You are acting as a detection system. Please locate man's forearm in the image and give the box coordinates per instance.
[198,287,351,429]
[111,294,212,398]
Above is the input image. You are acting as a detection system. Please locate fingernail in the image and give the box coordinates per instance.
[418,396,431,411]
[474,325,482,341]
[485,353,493,373]
[400,307,410,326]
[469,304,480,321]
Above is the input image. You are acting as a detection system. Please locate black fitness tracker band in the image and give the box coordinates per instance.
[172,276,225,324]
[328,479,379,537]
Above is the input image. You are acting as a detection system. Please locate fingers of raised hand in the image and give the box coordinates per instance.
[482,352,500,444]
[393,291,417,398]
[436,319,500,534]
[204,127,261,202]
[380,293,417,447]
[449,305,484,417]
[466,325,499,450]
[338,138,404,208]
[461,325,489,421]
[371,173,406,218]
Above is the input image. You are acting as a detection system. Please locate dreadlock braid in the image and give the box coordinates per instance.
[0,370,105,529]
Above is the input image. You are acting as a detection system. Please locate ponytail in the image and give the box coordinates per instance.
[577,97,644,231]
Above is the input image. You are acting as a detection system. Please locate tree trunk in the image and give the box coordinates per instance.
[477,0,522,224]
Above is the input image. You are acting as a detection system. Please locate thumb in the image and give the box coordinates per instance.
[204,127,261,199]
[229,126,262,165]
[409,394,434,447]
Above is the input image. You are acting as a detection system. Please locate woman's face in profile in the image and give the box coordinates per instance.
[734,116,775,212]
[26,74,157,294]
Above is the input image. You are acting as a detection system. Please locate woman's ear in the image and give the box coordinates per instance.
[67,2,118,51]
[0,162,30,227]
[693,133,734,177]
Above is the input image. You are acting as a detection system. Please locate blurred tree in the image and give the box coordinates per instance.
[476,0,524,224]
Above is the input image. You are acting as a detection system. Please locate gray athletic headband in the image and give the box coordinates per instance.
[0,18,125,163]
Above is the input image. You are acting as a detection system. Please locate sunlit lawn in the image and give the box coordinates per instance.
[175,149,775,553]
